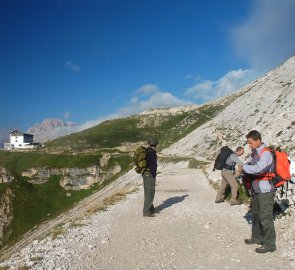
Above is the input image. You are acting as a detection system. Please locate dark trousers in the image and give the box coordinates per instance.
[142,172,156,214]
[251,192,276,248]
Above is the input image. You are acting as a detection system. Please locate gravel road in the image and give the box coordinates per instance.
[1,168,294,270]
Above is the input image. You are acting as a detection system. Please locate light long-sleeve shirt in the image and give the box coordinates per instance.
[223,153,243,173]
[243,144,275,193]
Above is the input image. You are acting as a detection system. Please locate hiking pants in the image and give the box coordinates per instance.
[142,172,156,214]
[251,192,276,248]
[215,170,238,202]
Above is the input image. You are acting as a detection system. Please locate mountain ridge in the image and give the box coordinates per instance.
[27,118,78,143]
[163,55,295,160]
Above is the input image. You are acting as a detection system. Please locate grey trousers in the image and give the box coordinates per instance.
[215,170,239,202]
[142,172,156,214]
[251,192,276,248]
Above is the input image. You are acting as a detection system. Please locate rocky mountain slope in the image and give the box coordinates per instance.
[163,56,295,160]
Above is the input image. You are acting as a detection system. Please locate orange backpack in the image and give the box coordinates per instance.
[272,150,291,187]
[258,148,291,188]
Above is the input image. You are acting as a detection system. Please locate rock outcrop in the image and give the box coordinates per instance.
[0,188,13,246]
[21,163,123,190]
[21,166,101,190]
[0,167,14,183]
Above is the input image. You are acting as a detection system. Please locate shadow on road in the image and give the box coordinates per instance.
[155,195,189,212]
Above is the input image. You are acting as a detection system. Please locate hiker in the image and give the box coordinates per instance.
[242,130,276,253]
[142,138,158,217]
[215,146,244,205]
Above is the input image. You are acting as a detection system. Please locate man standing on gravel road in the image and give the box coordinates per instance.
[142,138,158,217]
[242,130,276,254]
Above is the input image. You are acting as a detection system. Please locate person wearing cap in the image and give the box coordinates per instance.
[142,138,158,217]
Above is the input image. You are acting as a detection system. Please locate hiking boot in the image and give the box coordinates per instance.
[230,200,240,206]
[245,239,262,245]
[143,212,155,217]
[255,245,276,253]
[215,199,225,203]
[150,205,155,214]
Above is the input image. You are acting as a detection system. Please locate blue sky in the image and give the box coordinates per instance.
[1,0,295,140]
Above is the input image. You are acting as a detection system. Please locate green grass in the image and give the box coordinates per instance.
[0,153,133,249]
[2,175,95,247]
[107,155,132,171]
[223,183,251,204]
[51,223,68,240]
[188,159,209,169]
[44,102,230,154]
[45,117,142,151]
[0,184,9,197]
[0,152,101,176]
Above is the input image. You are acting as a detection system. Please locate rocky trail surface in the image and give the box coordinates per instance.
[1,168,294,270]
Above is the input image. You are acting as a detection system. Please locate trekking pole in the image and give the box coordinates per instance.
[286,181,289,200]
[280,185,284,199]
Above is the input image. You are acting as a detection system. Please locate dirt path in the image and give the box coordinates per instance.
[1,168,293,269]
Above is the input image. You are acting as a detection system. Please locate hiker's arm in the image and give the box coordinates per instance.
[235,165,243,177]
[231,155,243,166]
[243,151,273,174]
[230,155,243,176]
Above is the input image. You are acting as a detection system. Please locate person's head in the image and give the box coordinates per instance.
[148,138,159,148]
[236,146,244,156]
[245,130,262,149]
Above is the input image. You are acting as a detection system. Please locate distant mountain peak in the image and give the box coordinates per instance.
[27,118,78,143]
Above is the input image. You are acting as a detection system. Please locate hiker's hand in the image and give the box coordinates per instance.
[235,171,242,177]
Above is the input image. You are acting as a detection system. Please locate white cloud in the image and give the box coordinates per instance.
[133,84,159,96]
[185,69,256,103]
[32,85,191,141]
[117,91,191,116]
[231,0,295,72]
[63,111,71,120]
[65,61,81,72]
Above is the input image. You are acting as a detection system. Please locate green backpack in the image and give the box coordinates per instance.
[133,146,148,174]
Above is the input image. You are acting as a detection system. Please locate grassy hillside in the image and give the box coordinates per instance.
[0,152,101,176]
[0,151,132,248]
[5,176,94,246]
[45,103,227,153]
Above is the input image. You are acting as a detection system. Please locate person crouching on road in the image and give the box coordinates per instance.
[243,130,276,254]
[215,146,244,206]
[142,138,158,217]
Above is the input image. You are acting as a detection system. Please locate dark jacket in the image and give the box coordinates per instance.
[146,147,157,177]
